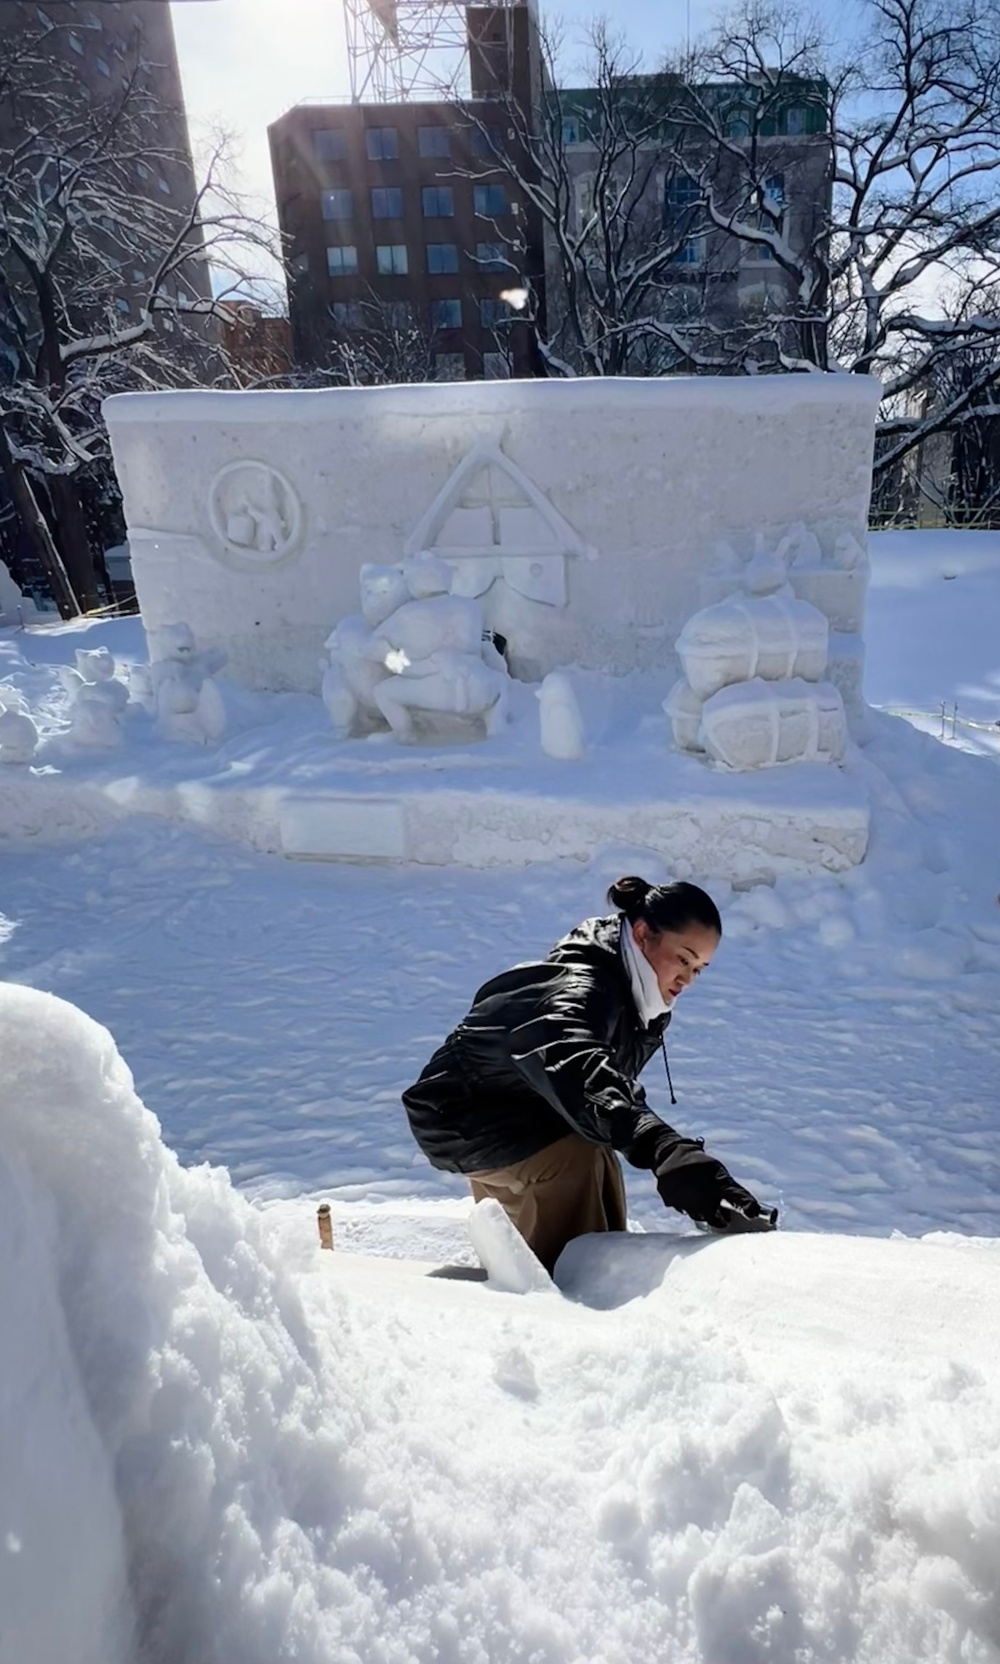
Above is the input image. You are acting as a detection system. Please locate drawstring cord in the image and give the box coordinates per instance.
[660,1034,677,1105]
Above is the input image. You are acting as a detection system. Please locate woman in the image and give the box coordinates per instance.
[403,875,776,1273]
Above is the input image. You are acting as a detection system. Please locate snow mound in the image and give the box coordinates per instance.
[3,983,1000,1664]
[0,983,360,1664]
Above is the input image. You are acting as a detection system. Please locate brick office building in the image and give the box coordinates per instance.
[268,3,546,380]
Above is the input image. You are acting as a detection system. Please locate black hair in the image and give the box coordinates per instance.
[606,875,722,938]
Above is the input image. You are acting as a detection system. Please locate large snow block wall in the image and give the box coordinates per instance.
[104,376,881,693]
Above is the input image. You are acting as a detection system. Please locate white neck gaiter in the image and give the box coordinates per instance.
[620,918,673,1027]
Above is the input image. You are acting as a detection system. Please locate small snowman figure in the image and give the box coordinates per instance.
[537,671,586,760]
[61,646,129,748]
[150,622,227,745]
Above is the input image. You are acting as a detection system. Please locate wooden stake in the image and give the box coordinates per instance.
[317,1202,334,1250]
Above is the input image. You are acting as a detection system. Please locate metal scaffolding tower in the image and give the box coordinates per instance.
[344,0,520,104]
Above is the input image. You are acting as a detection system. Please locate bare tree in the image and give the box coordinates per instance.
[0,12,277,610]
[458,20,729,378]
[463,0,1000,493]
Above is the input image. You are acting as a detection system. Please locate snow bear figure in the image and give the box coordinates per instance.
[150,622,227,745]
[373,648,508,743]
[537,672,586,760]
[0,705,39,763]
[321,565,411,737]
[74,646,116,684]
[60,648,129,748]
[68,677,129,748]
[365,557,508,742]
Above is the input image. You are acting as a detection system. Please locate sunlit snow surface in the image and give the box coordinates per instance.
[0,529,999,1662]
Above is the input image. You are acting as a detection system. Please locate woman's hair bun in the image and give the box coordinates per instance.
[606,875,653,915]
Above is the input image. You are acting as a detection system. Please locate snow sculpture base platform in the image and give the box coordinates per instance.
[4,670,870,880]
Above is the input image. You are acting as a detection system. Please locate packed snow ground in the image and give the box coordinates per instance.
[1,528,999,1663]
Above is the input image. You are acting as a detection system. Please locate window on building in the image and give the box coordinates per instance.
[327,245,359,275]
[158,176,171,196]
[68,31,84,53]
[431,298,462,330]
[135,161,151,181]
[785,105,807,135]
[474,183,507,217]
[664,173,703,265]
[470,127,503,158]
[479,297,508,328]
[422,186,454,218]
[427,242,459,274]
[376,244,408,274]
[290,251,309,276]
[743,175,786,263]
[131,267,145,283]
[434,352,466,380]
[483,351,510,379]
[313,128,347,161]
[386,301,413,328]
[575,175,596,232]
[96,55,111,76]
[322,189,354,221]
[725,107,752,140]
[475,242,507,271]
[366,126,399,160]
[561,116,581,145]
[177,289,191,306]
[372,186,404,219]
[419,125,451,158]
[115,297,130,315]
[332,301,363,329]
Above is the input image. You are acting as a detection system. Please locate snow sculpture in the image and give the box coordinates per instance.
[663,678,704,754]
[831,530,865,570]
[668,558,847,770]
[322,556,509,744]
[61,647,130,749]
[321,564,410,737]
[676,593,829,699]
[404,439,590,608]
[775,521,823,570]
[150,622,227,745]
[700,679,847,770]
[0,687,38,763]
[537,672,586,760]
[207,461,302,568]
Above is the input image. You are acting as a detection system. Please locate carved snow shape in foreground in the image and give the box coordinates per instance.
[0,705,39,763]
[699,677,847,770]
[150,622,227,745]
[404,440,589,608]
[537,672,586,760]
[743,535,789,596]
[663,677,705,753]
[677,592,829,699]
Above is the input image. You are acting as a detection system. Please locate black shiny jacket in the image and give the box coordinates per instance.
[402,914,678,1175]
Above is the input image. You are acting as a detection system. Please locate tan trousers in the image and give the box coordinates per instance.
[468,1132,628,1274]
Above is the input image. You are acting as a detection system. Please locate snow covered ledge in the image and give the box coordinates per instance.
[103,375,881,694]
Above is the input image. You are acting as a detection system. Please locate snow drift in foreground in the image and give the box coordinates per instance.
[2,983,999,1664]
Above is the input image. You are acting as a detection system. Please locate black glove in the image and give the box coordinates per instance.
[653,1136,777,1231]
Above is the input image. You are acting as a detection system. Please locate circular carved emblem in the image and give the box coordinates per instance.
[207,461,303,568]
